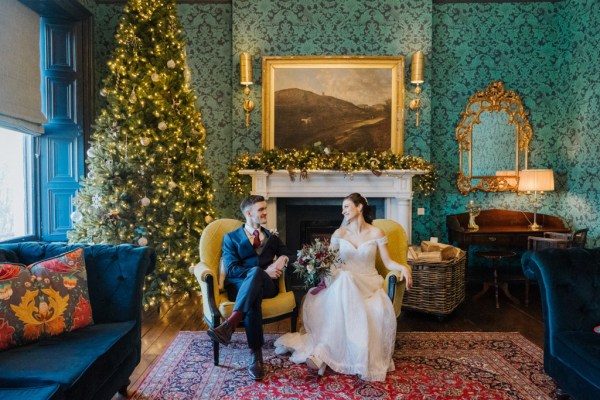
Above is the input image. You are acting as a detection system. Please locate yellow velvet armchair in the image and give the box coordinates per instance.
[372,219,409,318]
[191,219,297,365]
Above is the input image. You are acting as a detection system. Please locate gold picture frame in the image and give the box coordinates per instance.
[262,56,405,153]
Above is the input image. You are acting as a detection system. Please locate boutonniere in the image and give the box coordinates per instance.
[269,228,279,237]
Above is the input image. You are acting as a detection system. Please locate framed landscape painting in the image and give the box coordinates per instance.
[262,56,405,154]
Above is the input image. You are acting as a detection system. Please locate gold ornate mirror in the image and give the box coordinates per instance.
[456,81,533,194]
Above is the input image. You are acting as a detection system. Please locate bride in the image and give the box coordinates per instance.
[274,193,412,381]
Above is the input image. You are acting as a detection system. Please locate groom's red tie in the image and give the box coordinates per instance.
[252,230,261,249]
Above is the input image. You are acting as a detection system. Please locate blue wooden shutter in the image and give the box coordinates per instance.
[39,18,84,241]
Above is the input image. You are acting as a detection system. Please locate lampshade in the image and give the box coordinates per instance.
[411,51,424,84]
[518,169,555,192]
[240,52,253,85]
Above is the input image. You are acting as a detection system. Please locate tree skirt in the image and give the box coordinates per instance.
[132,331,558,399]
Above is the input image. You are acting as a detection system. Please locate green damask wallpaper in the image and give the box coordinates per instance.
[93,0,598,247]
[431,0,599,247]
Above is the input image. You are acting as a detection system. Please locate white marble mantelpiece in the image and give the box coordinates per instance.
[239,169,425,242]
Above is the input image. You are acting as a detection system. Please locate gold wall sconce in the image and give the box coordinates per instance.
[240,52,255,128]
[409,51,425,128]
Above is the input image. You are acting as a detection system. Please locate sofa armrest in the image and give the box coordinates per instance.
[521,250,539,280]
[532,248,600,335]
[84,244,156,324]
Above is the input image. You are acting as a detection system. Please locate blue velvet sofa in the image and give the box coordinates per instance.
[0,242,156,400]
[522,247,600,400]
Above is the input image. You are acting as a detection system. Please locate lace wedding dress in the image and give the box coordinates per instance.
[274,236,397,381]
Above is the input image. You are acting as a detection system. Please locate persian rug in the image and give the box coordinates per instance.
[132,331,559,400]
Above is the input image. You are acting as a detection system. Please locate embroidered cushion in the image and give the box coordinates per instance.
[0,248,93,351]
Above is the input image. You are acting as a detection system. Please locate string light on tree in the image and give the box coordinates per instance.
[67,0,217,309]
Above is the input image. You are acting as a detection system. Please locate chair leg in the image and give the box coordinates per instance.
[213,338,220,366]
[291,314,298,333]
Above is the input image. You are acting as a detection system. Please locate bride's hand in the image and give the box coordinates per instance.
[398,265,412,290]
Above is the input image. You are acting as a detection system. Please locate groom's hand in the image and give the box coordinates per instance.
[266,256,287,279]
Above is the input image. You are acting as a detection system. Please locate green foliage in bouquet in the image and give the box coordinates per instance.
[293,238,341,289]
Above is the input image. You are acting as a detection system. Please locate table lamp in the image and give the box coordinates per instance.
[518,169,554,230]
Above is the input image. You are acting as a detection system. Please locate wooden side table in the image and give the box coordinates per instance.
[473,250,518,309]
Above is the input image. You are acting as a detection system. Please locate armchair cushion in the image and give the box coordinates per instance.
[217,290,296,320]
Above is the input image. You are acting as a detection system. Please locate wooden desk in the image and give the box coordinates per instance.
[447,209,570,306]
[446,209,569,250]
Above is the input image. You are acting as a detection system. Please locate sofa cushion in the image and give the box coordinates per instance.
[0,262,34,350]
[0,249,19,263]
[553,330,600,388]
[0,320,136,398]
[0,249,93,351]
[28,248,94,331]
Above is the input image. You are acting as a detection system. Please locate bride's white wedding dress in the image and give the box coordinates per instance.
[274,236,397,381]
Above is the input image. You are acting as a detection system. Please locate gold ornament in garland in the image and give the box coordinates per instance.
[228,147,437,197]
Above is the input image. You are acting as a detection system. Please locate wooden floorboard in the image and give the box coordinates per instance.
[114,280,545,398]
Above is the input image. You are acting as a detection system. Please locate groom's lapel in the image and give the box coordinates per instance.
[233,226,254,255]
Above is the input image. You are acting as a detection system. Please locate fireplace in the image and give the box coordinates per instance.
[240,168,423,289]
[240,169,424,244]
[278,197,384,288]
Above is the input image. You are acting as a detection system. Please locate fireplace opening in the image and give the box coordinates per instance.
[278,198,383,289]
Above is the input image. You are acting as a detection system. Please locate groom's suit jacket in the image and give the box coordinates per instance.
[222,226,288,282]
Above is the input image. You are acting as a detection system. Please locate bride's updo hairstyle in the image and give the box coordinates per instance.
[344,193,374,224]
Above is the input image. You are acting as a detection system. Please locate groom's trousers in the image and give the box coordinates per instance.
[225,266,278,349]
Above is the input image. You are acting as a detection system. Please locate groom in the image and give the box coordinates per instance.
[207,195,289,380]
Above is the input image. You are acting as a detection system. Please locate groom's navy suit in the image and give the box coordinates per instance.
[221,225,288,349]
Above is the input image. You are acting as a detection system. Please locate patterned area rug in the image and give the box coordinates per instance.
[132,331,558,399]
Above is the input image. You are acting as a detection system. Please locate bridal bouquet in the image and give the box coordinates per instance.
[293,238,341,289]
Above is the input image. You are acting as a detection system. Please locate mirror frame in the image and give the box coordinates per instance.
[456,81,533,195]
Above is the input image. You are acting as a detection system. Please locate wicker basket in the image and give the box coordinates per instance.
[403,250,467,316]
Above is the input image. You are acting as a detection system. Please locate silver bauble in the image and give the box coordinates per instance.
[70,211,83,223]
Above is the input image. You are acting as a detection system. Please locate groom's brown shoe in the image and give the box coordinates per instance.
[207,320,234,345]
[248,348,264,380]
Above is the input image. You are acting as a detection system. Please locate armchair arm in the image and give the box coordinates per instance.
[384,270,406,318]
[543,232,571,240]
[280,266,291,293]
[192,262,222,325]
[528,236,570,250]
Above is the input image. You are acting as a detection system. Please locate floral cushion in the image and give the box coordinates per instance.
[0,248,93,351]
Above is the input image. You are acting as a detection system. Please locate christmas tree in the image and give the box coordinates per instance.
[68,0,216,309]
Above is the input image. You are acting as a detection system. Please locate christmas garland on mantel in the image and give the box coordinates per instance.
[228,148,437,197]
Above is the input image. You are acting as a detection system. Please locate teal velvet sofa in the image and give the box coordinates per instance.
[522,247,600,400]
[0,242,156,400]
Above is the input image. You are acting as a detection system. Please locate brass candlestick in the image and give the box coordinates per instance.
[466,199,481,231]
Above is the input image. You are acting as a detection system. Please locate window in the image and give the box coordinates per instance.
[0,126,33,241]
